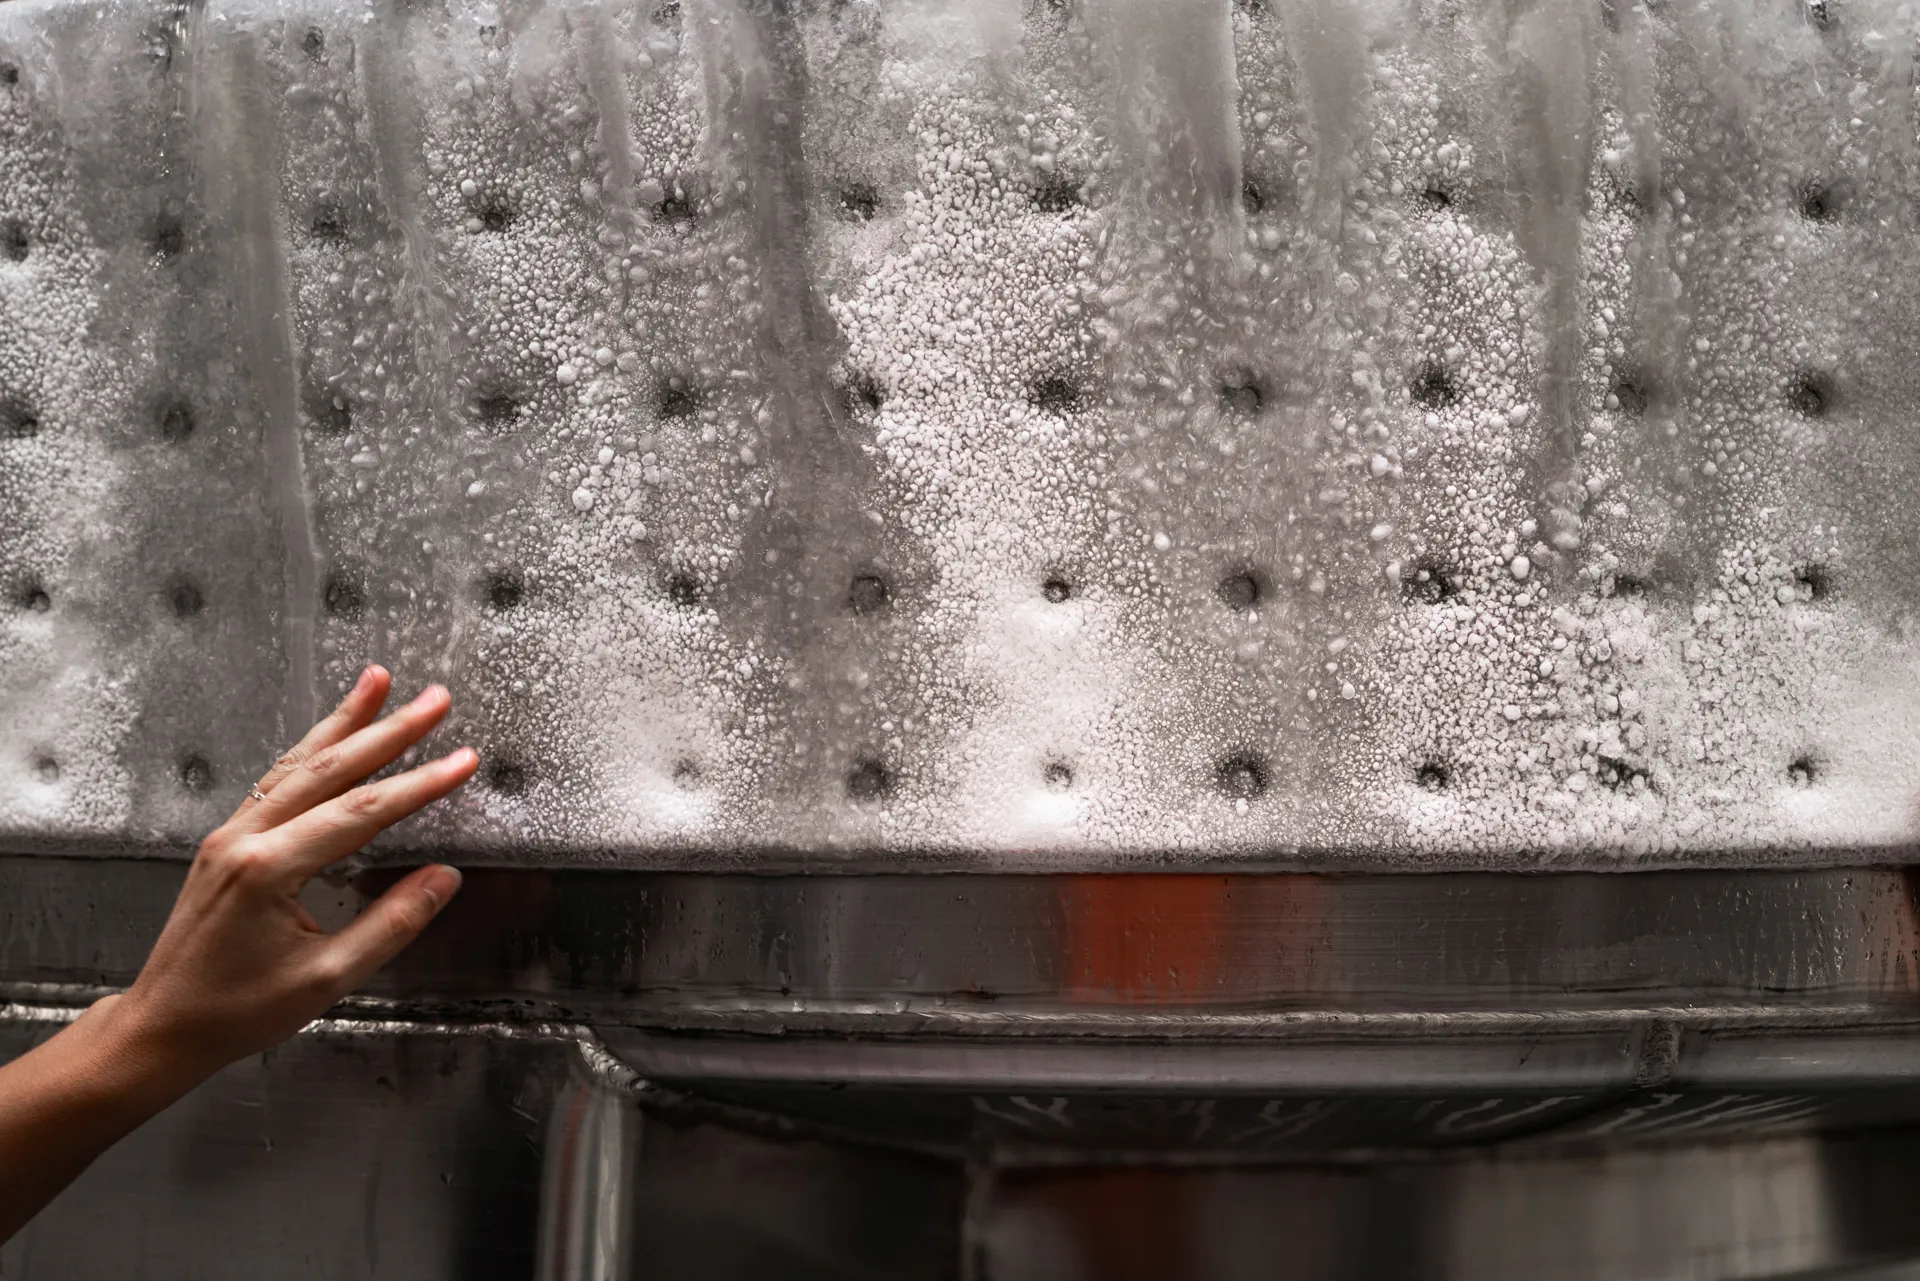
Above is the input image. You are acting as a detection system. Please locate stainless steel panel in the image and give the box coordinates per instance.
[11,1005,1920,1281]
[0,1016,565,1280]
[10,858,1917,1018]
[12,854,1920,1156]
[0,1016,965,1281]
[971,1131,1920,1281]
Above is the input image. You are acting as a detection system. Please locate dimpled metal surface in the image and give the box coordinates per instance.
[1,0,1918,867]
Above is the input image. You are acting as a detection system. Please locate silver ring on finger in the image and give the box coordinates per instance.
[247,784,269,803]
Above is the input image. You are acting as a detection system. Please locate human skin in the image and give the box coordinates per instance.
[0,665,478,1244]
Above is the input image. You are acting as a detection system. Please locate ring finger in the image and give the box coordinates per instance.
[230,683,453,836]
[224,666,390,829]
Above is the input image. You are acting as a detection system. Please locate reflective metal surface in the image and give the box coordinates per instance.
[7,854,1920,1275]
[4,1007,1920,1280]
[9,858,1919,1018]
[971,1136,1920,1281]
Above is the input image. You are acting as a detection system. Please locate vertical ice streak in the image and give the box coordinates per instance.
[1269,0,1368,236]
[580,2,639,225]
[1095,0,1242,230]
[1085,0,1244,383]
[192,12,318,733]
[1506,0,1594,550]
[358,0,453,424]
[692,0,879,815]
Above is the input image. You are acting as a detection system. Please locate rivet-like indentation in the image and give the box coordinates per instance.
[1610,372,1651,416]
[1215,751,1270,801]
[1419,183,1452,210]
[309,199,350,241]
[1788,370,1832,418]
[1597,756,1650,791]
[838,182,879,222]
[1410,361,1457,409]
[0,398,37,439]
[152,211,184,258]
[653,192,695,225]
[179,754,213,793]
[1240,180,1264,215]
[157,398,194,443]
[1217,572,1261,612]
[1044,761,1073,790]
[1787,755,1818,787]
[31,754,57,782]
[1610,573,1652,600]
[846,758,892,802]
[847,372,884,413]
[1219,375,1262,416]
[1,219,27,262]
[1794,563,1831,601]
[472,193,514,233]
[848,573,890,615]
[473,385,521,429]
[308,387,352,436]
[301,26,325,59]
[666,573,702,607]
[657,380,698,419]
[1402,560,1458,605]
[167,575,204,618]
[1798,179,1840,223]
[1030,171,1080,213]
[487,759,529,795]
[323,573,364,618]
[1415,761,1450,791]
[1042,576,1073,604]
[1028,374,1082,416]
[13,579,49,612]
[486,568,524,610]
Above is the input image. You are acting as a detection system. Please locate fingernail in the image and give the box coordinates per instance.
[420,864,462,909]
[410,683,448,709]
[447,747,479,772]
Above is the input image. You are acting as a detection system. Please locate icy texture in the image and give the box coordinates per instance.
[0,0,1917,867]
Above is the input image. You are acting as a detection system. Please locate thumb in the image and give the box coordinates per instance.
[323,864,462,992]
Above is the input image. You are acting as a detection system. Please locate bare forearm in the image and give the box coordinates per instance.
[0,996,201,1244]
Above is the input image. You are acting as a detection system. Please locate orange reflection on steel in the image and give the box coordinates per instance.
[1059,874,1326,1005]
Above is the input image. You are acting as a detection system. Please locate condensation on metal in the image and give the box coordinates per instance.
[0,0,1917,870]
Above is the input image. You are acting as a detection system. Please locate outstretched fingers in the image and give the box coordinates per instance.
[265,747,479,879]
[232,684,454,836]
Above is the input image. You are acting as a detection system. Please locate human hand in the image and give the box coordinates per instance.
[0,667,477,1245]
[103,665,477,1086]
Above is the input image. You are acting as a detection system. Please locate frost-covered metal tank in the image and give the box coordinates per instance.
[6,0,1920,1276]
[1,0,1918,867]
